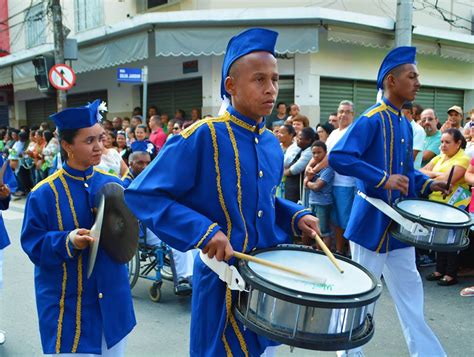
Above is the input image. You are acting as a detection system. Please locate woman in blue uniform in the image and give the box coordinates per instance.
[21,100,136,356]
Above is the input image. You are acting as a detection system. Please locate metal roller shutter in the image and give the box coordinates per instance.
[412,87,464,123]
[433,89,464,121]
[270,76,294,116]
[146,78,202,119]
[25,97,56,127]
[25,90,108,127]
[0,106,9,127]
[320,79,354,122]
[412,88,435,114]
[320,78,464,124]
[67,90,108,110]
[353,81,377,116]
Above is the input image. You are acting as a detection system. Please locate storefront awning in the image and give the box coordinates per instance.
[9,32,149,89]
[13,62,36,91]
[327,26,474,63]
[155,26,319,57]
[0,66,12,86]
[74,31,149,73]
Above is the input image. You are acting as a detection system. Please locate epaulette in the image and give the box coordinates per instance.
[363,103,386,118]
[180,115,229,139]
[31,170,62,192]
[94,167,119,178]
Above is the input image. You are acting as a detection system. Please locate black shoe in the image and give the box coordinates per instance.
[426,272,442,281]
[438,277,458,286]
[175,279,192,296]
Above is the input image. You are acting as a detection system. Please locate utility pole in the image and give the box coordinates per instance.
[395,0,413,47]
[51,0,67,111]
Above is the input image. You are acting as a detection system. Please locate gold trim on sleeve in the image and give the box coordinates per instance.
[195,223,218,249]
[291,208,311,237]
[375,172,388,189]
[65,234,74,259]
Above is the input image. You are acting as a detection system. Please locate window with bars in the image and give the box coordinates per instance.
[25,3,47,48]
[74,0,104,32]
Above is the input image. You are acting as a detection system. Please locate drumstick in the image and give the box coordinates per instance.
[312,232,344,274]
[443,166,455,199]
[232,251,326,284]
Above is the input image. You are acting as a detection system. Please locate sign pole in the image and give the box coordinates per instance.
[142,65,148,122]
[51,0,67,111]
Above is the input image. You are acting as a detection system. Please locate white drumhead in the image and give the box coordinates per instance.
[397,199,469,224]
[248,250,374,296]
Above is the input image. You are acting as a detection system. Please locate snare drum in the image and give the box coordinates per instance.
[234,245,382,351]
[390,199,471,252]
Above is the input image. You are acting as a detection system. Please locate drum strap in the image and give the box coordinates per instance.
[199,251,246,291]
[357,191,429,235]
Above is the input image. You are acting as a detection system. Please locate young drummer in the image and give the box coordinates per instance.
[125,28,320,356]
[329,47,449,357]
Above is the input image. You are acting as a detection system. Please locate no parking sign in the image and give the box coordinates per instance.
[48,64,76,90]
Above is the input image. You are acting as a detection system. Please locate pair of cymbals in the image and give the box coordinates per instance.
[87,182,139,278]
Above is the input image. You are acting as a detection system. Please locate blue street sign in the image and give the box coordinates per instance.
[117,68,142,83]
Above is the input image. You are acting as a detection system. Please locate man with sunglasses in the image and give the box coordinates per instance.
[125,28,320,356]
[421,108,441,167]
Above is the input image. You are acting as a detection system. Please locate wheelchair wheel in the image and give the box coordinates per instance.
[149,282,162,302]
[127,250,140,289]
[161,265,173,281]
[160,253,174,281]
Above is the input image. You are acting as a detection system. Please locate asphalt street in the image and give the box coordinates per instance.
[0,198,473,356]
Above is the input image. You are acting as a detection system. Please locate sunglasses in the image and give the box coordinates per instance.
[173,127,180,130]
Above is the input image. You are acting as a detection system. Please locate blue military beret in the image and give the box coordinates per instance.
[220,28,278,99]
[376,46,417,90]
[50,99,107,131]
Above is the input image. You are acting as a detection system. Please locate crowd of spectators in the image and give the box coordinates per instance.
[0,106,202,197]
[1,100,473,296]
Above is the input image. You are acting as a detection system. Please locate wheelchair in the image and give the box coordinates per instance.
[127,224,174,302]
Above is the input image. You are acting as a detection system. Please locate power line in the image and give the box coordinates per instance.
[413,0,473,31]
[0,0,36,26]
[0,0,40,36]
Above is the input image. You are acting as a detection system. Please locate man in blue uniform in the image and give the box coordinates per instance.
[125,28,320,356]
[329,47,448,356]
[21,100,135,355]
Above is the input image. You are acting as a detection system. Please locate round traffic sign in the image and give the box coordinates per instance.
[48,64,76,90]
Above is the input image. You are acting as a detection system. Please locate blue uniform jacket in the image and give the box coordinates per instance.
[21,163,136,354]
[0,156,18,249]
[121,168,135,189]
[125,106,310,356]
[328,98,432,253]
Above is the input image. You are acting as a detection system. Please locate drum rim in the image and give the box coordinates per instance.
[391,230,471,252]
[233,305,375,351]
[393,198,472,228]
[238,244,382,308]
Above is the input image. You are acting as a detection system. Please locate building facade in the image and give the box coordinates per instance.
[0,0,473,127]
